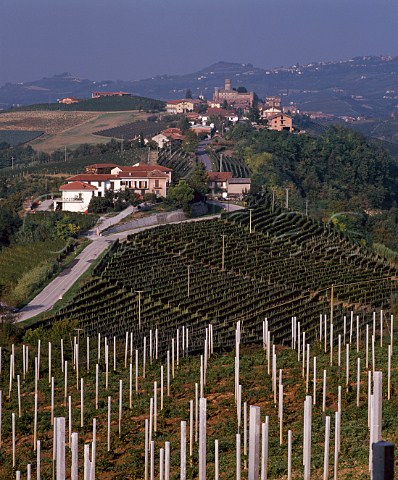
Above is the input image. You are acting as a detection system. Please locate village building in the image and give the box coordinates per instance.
[165,99,202,114]
[207,172,233,195]
[212,79,254,109]
[227,178,251,198]
[267,113,293,132]
[190,125,212,137]
[200,108,239,124]
[150,133,170,149]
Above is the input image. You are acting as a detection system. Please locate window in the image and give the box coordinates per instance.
[155,179,160,188]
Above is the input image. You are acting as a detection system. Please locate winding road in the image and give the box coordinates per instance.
[196,139,212,172]
[18,202,243,323]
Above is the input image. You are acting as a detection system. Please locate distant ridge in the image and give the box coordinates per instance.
[1,55,397,117]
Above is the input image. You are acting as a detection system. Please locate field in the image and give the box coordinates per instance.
[0,111,151,153]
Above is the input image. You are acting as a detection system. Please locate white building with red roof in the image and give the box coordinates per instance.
[55,162,173,212]
[55,181,98,213]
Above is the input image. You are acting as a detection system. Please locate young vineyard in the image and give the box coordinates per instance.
[0,310,396,478]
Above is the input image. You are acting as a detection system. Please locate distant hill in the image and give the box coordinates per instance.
[1,56,398,117]
[5,95,164,113]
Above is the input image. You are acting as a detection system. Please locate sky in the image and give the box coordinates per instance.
[1,0,397,86]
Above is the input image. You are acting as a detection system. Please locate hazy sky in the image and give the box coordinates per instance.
[1,0,397,86]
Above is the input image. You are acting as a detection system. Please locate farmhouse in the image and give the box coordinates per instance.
[58,97,79,105]
[55,162,172,212]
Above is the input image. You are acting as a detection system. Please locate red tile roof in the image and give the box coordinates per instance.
[206,108,237,117]
[67,174,118,181]
[115,163,172,173]
[166,99,202,105]
[60,181,97,191]
[161,128,182,135]
[208,172,233,181]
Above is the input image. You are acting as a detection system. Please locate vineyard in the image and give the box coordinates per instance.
[1,207,397,478]
[93,121,168,141]
[157,146,195,180]
[39,207,398,352]
[0,299,397,478]
[207,150,251,178]
[0,130,44,146]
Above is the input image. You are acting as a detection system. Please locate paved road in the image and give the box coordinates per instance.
[207,200,244,213]
[35,199,54,211]
[17,209,241,322]
[196,139,212,172]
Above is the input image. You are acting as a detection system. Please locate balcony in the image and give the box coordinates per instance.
[59,197,84,203]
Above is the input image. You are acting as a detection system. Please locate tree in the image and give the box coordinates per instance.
[179,116,191,134]
[237,86,247,93]
[88,196,113,214]
[182,130,199,153]
[0,206,22,246]
[55,218,81,240]
[167,180,194,212]
[187,161,209,200]
[185,89,193,99]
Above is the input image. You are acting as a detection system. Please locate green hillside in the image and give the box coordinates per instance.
[5,95,165,113]
[36,209,398,350]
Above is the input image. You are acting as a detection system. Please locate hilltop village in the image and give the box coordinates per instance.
[55,79,296,212]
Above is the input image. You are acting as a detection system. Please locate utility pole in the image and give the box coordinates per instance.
[187,265,191,298]
[271,189,276,213]
[136,291,143,330]
[330,285,334,327]
[249,209,253,234]
[305,199,309,217]
[219,154,223,173]
[285,188,289,210]
[64,146,67,163]
[221,234,225,272]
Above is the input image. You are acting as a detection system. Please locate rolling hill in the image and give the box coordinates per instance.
[1,56,397,118]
